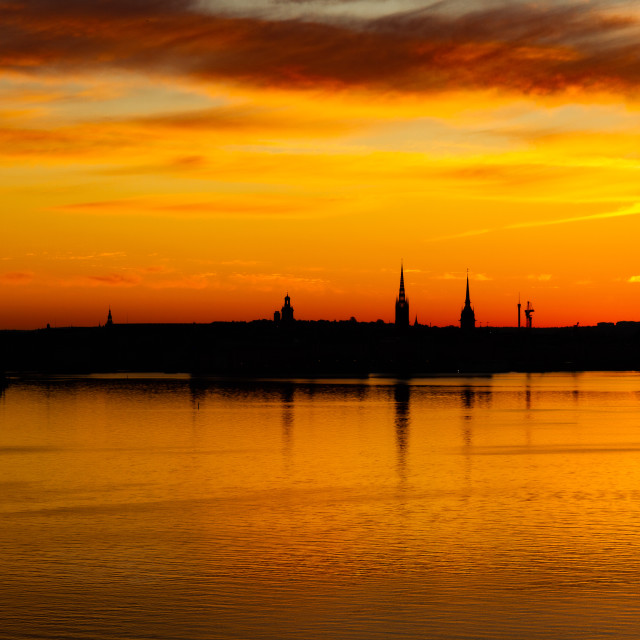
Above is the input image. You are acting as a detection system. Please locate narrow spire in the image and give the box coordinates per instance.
[460,268,475,331]
[465,269,471,305]
[395,261,409,329]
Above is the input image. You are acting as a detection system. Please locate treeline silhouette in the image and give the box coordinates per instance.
[2,320,640,375]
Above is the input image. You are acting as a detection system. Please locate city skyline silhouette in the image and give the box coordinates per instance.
[5,261,637,332]
[4,260,640,331]
[2,261,640,375]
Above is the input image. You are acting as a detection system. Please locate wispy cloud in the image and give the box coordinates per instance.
[507,203,640,230]
[219,260,261,266]
[428,202,640,242]
[147,273,217,290]
[130,105,359,136]
[51,194,344,218]
[86,274,141,286]
[56,268,225,290]
[435,271,491,281]
[230,272,330,292]
[427,228,492,242]
[51,251,126,261]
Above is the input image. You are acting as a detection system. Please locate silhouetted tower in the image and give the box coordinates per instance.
[281,293,294,324]
[106,307,113,327]
[525,301,535,328]
[517,295,522,328]
[395,263,410,328]
[460,271,476,331]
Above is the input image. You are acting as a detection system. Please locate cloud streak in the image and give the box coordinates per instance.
[507,203,640,230]
[52,193,346,218]
[86,273,141,286]
[0,271,33,284]
[1,0,639,97]
[429,202,640,242]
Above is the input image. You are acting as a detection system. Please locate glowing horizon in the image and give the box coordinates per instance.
[2,0,640,329]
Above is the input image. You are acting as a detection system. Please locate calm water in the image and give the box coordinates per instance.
[2,372,640,639]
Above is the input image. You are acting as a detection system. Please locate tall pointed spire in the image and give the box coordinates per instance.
[395,262,409,329]
[460,269,476,331]
[465,268,471,305]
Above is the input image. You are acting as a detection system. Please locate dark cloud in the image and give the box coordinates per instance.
[269,0,370,4]
[0,0,638,95]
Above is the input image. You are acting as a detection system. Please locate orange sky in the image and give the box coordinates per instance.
[2,0,640,328]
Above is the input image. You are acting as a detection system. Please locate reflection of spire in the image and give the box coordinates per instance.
[394,382,410,483]
[354,383,368,402]
[524,374,533,445]
[462,386,474,410]
[188,378,207,409]
[460,384,493,445]
[280,383,295,469]
[525,374,532,411]
[460,386,474,448]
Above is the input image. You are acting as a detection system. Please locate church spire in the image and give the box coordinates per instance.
[395,262,409,329]
[460,269,476,331]
[465,269,471,305]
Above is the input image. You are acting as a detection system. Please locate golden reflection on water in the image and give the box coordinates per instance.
[2,373,640,639]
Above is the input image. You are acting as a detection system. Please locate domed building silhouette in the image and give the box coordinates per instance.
[279,293,294,325]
